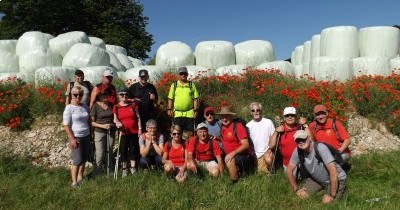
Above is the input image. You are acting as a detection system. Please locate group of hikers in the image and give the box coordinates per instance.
[63,66,351,204]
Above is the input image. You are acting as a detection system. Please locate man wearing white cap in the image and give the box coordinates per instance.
[90,68,117,109]
[186,123,224,177]
[286,130,347,204]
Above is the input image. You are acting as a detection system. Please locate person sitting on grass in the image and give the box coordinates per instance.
[162,125,187,183]
[139,119,164,170]
[63,86,90,188]
[186,123,224,177]
[286,130,347,204]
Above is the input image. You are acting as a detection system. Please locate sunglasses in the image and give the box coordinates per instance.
[172,132,181,136]
[179,72,188,76]
[119,93,127,97]
[295,138,307,144]
[315,112,327,116]
[72,93,82,97]
[206,112,214,116]
[284,114,296,118]
[251,109,261,113]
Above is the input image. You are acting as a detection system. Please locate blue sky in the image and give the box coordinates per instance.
[141,0,399,60]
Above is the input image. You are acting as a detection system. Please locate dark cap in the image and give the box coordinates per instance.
[139,69,148,77]
[118,87,128,93]
[178,66,188,74]
[75,69,84,76]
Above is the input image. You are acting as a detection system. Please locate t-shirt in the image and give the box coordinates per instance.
[65,82,90,105]
[128,82,158,117]
[163,142,185,167]
[187,136,223,161]
[309,118,350,153]
[167,80,199,118]
[205,120,221,138]
[220,122,251,155]
[90,102,114,133]
[246,118,275,159]
[95,83,117,106]
[113,103,139,135]
[63,104,90,137]
[139,133,164,156]
[279,125,300,166]
[289,143,347,185]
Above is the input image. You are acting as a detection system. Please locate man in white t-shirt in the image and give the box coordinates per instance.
[246,102,275,174]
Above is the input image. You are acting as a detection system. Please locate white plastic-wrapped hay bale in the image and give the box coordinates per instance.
[89,36,106,49]
[353,57,390,77]
[256,61,294,75]
[155,41,195,68]
[302,41,311,63]
[128,56,143,67]
[311,56,353,81]
[79,66,118,85]
[62,43,110,68]
[290,51,296,64]
[116,71,126,82]
[293,45,304,65]
[19,50,62,74]
[0,40,17,53]
[107,51,125,71]
[116,53,134,70]
[302,62,310,76]
[184,65,212,80]
[234,40,275,66]
[16,31,53,56]
[35,66,75,87]
[293,64,303,78]
[195,41,235,69]
[106,45,127,56]
[390,57,400,74]
[0,50,19,73]
[311,34,321,58]
[320,26,359,58]
[0,73,34,83]
[125,65,164,84]
[359,26,400,58]
[49,31,90,57]
[215,65,247,76]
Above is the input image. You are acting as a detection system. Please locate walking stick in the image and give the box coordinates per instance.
[271,132,281,173]
[107,129,110,176]
[114,129,122,180]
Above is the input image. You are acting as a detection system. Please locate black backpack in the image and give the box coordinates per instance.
[231,118,256,156]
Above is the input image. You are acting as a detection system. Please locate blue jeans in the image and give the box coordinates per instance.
[139,155,162,170]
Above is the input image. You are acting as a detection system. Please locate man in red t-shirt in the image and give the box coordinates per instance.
[308,105,351,161]
[217,106,254,182]
[187,123,224,177]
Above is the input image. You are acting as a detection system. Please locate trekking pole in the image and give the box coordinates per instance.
[114,129,122,180]
[271,132,281,173]
[107,129,110,176]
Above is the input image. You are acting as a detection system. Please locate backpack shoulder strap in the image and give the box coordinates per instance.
[209,139,214,157]
[232,122,240,143]
[68,82,74,103]
[172,81,178,102]
[194,137,199,159]
[313,142,323,164]
[331,118,342,141]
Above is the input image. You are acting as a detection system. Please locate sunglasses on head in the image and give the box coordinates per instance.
[251,109,261,113]
[284,114,296,118]
[172,132,181,136]
[295,138,307,144]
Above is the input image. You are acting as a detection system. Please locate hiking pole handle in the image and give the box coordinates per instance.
[271,132,281,173]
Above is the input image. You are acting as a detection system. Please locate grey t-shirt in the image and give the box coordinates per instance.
[139,133,164,156]
[205,120,221,138]
[90,102,114,133]
[65,82,90,105]
[290,143,347,185]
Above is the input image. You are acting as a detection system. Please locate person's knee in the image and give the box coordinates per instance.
[164,164,173,173]
[208,167,219,177]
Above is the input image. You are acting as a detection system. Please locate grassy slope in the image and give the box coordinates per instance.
[1,150,400,210]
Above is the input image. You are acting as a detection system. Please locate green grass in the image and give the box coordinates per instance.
[1,150,400,209]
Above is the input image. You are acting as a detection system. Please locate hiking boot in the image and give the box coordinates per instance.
[122,169,128,178]
[71,182,80,188]
[130,168,137,176]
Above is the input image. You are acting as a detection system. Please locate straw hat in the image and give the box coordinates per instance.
[216,106,236,115]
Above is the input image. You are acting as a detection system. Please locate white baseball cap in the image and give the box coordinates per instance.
[283,107,296,116]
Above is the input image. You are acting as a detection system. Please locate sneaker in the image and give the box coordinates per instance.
[130,168,137,176]
[122,169,128,178]
[71,182,79,188]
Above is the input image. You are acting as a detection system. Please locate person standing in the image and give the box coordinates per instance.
[167,67,199,135]
[65,69,93,106]
[63,86,91,187]
[246,102,275,174]
[128,69,158,131]
[90,69,117,109]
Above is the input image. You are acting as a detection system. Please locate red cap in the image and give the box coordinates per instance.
[313,104,328,114]
[204,106,215,114]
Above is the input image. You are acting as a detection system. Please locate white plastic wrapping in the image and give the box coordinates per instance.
[16,31,53,56]
[125,65,164,83]
[353,57,390,77]
[0,50,19,73]
[302,41,311,63]
[359,26,400,58]
[302,62,310,76]
[106,44,127,56]
[320,26,359,58]
[34,66,75,87]
[293,64,303,78]
[311,56,353,81]
[293,45,304,65]
[256,61,294,75]
[155,41,195,68]
[19,50,62,74]
[116,71,126,82]
[88,36,106,49]
[234,40,275,66]
[79,66,118,85]
[107,51,125,71]
[195,41,236,69]
[0,40,17,53]
[0,73,34,83]
[290,51,296,64]
[49,31,90,57]
[116,53,134,70]
[390,57,400,74]
[311,34,321,58]
[184,65,212,80]
[128,56,143,67]
[62,43,110,68]
[215,64,248,76]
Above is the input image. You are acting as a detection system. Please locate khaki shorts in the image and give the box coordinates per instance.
[257,153,271,174]
[197,160,218,169]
